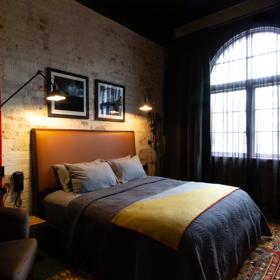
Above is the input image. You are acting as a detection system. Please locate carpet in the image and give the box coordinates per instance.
[47,268,95,280]
[33,223,280,280]
[234,223,280,280]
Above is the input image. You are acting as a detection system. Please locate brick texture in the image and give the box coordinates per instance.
[0,0,165,211]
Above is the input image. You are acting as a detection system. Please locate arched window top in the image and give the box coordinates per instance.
[210,27,280,158]
[211,26,280,86]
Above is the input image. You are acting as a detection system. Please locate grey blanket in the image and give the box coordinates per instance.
[65,176,271,280]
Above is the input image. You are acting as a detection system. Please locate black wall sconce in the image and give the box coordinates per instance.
[0,70,66,187]
[0,70,66,107]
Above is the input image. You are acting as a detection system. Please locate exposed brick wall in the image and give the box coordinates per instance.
[0,0,165,211]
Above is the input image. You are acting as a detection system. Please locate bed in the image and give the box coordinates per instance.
[31,128,271,280]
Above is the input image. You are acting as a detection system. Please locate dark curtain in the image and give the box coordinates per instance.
[164,44,210,182]
[164,7,280,218]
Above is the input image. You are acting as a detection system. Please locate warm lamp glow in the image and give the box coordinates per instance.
[139,104,152,111]
[46,81,66,101]
[46,92,66,101]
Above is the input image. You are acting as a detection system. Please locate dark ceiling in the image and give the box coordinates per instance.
[76,0,245,44]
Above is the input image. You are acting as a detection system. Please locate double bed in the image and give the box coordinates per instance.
[31,129,271,280]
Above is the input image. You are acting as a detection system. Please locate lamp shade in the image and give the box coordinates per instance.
[139,104,152,111]
[46,84,66,101]
[46,92,66,101]
[139,97,152,111]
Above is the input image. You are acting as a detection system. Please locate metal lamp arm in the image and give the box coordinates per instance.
[37,71,58,91]
[0,70,56,108]
[0,71,43,107]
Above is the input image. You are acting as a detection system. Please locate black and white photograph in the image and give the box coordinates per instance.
[95,80,125,122]
[47,68,89,119]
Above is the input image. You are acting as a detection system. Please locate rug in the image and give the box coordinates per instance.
[234,223,280,280]
[47,268,95,280]
[35,223,280,280]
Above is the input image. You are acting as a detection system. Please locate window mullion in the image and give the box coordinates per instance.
[246,82,253,158]
[246,30,252,159]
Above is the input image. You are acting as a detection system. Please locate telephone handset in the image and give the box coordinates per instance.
[12,171,24,192]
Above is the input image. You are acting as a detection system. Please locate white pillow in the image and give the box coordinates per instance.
[65,161,118,193]
[109,155,147,183]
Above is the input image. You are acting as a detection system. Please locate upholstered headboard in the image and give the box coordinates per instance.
[31,129,136,215]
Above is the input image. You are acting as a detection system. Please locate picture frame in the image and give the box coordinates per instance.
[94,79,125,122]
[47,68,89,119]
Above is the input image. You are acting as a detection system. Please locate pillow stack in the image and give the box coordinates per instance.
[52,155,147,194]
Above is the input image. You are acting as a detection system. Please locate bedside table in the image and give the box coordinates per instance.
[29,215,46,226]
[29,215,47,242]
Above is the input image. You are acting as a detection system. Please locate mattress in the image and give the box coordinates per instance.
[43,190,79,230]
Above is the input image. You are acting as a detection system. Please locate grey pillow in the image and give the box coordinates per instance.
[111,155,147,183]
[65,161,118,193]
[52,164,72,192]
[106,155,131,182]
[53,160,102,192]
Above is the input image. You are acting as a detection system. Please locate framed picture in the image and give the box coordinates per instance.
[94,80,125,122]
[47,68,89,119]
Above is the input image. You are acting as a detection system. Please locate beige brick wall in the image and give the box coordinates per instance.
[0,0,165,211]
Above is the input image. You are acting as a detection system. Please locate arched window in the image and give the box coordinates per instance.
[210,27,280,158]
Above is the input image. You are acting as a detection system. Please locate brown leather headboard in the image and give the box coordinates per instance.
[31,129,135,215]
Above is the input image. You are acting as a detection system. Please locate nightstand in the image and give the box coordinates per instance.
[29,215,46,226]
[29,215,47,242]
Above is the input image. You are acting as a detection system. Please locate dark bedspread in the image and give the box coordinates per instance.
[65,176,271,280]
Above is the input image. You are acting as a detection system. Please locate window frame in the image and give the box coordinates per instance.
[211,78,280,158]
[210,28,280,158]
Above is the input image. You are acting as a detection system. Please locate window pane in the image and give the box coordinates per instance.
[255,86,278,109]
[232,133,247,154]
[211,90,246,155]
[211,93,225,113]
[216,36,247,63]
[255,109,278,132]
[255,132,278,156]
[211,133,246,155]
[254,86,280,157]
[250,52,277,79]
[211,113,224,132]
[211,90,246,113]
[226,90,246,111]
[211,112,246,133]
[211,112,246,132]
[251,32,277,56]
[211,133,225,153]
[228,112,246,132]
[211,59,246,85]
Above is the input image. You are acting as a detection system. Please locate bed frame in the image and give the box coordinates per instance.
[31,129,136,215]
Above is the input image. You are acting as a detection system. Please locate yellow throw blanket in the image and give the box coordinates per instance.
[112,183,238,250]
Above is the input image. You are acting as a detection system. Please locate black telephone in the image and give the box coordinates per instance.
[12,171,24,192]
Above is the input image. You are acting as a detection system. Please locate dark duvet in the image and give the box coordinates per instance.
[64,176,271,280]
